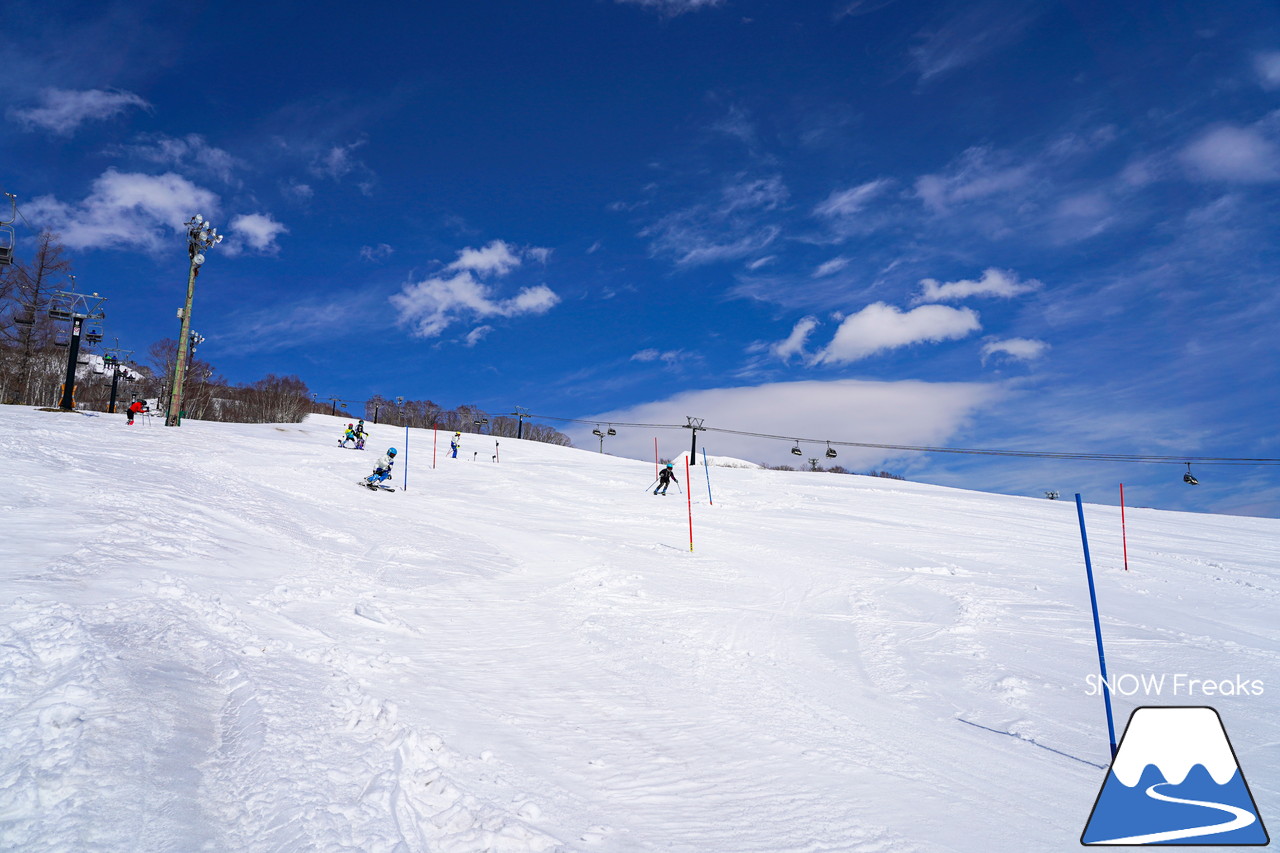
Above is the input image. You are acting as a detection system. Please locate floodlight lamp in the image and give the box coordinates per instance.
[216,234,224,243]
[193,253,205,265]
[195,214,203,223]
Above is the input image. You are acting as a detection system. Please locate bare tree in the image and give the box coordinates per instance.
[0,232,73,405]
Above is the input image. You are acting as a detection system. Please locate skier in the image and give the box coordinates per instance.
[339,424,357,448]
[450,431,461,458]
[126,399,148,425]
[365,447,397,488]
[654,462,679,495]
[354,419,367,450]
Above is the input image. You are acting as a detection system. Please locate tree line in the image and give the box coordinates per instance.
[0,232,572,445]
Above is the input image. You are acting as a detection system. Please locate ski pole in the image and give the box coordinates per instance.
[644,479,659,492]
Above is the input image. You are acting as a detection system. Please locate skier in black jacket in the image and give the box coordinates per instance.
[654,462,679,495]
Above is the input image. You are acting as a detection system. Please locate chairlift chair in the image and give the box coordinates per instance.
[85,329,104,344]
[48,308,73,321]
[14,314,34,326]
[790,442,803,457]
[825,442,838,459]
[0,223,14,266]
[1183,463,1199,485]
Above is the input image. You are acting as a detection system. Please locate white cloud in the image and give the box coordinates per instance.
[573,377,1003,469]
[914,268,1041,303]
[813,257,851,278]
[914,147,1035,213]
[771,316,819,362]
[227,213,287,255]
[1180,124,1280,183]
[813,179,894,219]
[390,242,560,338]
[360,243,394,262]
[22,169,219,252]
[464,326,493,347]
[981,337,1049,364]
[1253,51,1280,90]
[632,349,684,365]
[614,0,724,15]
[812,302,981,364]
[447,240,523,276]
[9,88,149,136]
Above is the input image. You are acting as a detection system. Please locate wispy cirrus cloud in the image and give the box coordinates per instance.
[641,174,788,266]
[309,139,377,195]
[112,133,240,184]
[23,169,219,252]
[614,0,724,15]
[390,240,559,338]
[909,1,1046,82]
[812,302,981,365]
[914,147,1036,214]
[9,87,149,136]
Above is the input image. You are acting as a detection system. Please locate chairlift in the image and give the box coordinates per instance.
[14,314,34,326]
[0,223,14,267]
[53,337,69,348]
[607,427,617,436]
[825,442,838,459]
[85,328,104,344]
[1183,463,1199,485]
[49,308,73,321]
[790,441,803,457]
[76,355,90,366]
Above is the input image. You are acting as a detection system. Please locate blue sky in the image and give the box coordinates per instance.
[3,0,1279,516]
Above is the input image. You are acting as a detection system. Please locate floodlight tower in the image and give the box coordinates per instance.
[166,214,223,426]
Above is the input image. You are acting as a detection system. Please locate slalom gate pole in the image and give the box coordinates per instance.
[433,423,437,469]
[685,455,693,551]
[654,437,659,478]
[1076,494,1118,761]
[1120,483,1129,572]
[404,425,409,491]
[702,447,713,506]
[494,440,499,463]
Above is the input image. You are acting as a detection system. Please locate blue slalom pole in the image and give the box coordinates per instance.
[702,447,713,506]
[1076,494,1117,760]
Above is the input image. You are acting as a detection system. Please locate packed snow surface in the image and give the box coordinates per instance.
[1,407,1277,852]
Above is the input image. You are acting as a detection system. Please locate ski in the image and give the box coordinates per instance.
[357,481,397,492]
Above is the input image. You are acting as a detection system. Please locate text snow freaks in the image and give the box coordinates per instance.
[1085,674,1264,698]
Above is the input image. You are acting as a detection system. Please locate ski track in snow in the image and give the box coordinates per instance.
[2,409,1279,852]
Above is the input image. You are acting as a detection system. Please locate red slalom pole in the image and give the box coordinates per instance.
[1120,483,1129,571]
[686,454,693,552]
[654,437,660,478]
[433,423,438,469]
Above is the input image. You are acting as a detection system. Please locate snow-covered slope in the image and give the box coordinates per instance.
[1,407,1277,852]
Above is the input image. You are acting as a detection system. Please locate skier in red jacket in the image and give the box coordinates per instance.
[127,400,148,425]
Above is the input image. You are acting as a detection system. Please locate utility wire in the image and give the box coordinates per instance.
[527,413,1280,467]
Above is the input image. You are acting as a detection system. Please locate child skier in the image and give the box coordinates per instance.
[339,424,357,447]
[365,447,397,488]
[450,431,461,458]
[354,419,367,450]
[654,462,679,495]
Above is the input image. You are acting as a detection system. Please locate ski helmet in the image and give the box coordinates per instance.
[388,447,398,456]
[666,462,674,468]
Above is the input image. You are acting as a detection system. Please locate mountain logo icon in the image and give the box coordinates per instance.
[1082,706,1269,846]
